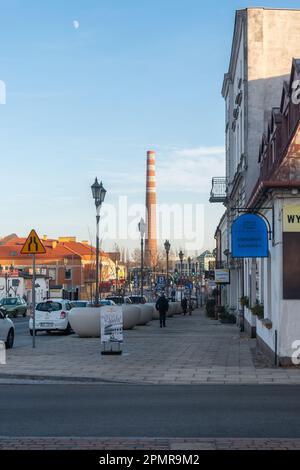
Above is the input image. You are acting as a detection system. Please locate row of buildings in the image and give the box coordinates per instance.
[0,235,126,303]
[211,7,300,365]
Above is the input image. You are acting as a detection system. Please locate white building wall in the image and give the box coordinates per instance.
[253,196,300,361]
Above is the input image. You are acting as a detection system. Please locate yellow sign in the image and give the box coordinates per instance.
[21,229,46,254]
[283,206,300,232]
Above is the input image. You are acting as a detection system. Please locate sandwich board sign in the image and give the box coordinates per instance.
[100,305,123,355]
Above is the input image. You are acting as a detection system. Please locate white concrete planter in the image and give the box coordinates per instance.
[175,302,183,314]
[137,304,152,325]
[167,303,175,317]
[123,305,140,330]
[69,307,102,338]
[149,303,160,320]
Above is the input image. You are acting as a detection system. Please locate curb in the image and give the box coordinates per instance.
[0,373,129,384]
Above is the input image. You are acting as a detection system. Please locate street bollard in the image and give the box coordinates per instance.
[0,341,6,365]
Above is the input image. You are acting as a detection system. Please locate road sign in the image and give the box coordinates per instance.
[21,229,46,255]
[157,275,166,285]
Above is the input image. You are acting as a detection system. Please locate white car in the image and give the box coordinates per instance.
[0,308,15,348]
[29,299,73,335]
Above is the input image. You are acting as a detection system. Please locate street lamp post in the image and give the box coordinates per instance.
[187,256,191,279]
[138,218,146,299]
[91,177,107,306]
[164,240,171,298]
[179,250,184,301]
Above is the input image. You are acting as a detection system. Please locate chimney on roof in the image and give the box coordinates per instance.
[52,241,57,249]
[43,235,47,241]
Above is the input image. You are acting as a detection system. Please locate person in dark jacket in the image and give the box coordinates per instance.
[156,292,169,327]
[181,297,187,315]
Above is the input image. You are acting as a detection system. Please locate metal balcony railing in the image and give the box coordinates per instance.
[209,177,228,203]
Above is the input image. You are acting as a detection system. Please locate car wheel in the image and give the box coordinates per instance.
[23,312,27,318]
[5,329,14,349]
[63,323,72,335]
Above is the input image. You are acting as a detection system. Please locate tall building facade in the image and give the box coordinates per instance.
[144,150,158,267]
[211,8,300,364]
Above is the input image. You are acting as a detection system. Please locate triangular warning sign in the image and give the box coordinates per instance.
[21,229,46,255]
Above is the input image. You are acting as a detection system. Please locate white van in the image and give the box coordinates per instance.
[29,299,72,335]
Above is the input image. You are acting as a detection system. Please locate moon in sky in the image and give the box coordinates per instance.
[73,20,80,29]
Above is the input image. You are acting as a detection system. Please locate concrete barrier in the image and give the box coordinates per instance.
[137,304,152,325]
[148,303,159,320]
[69,307,102,338]
[123,305,140,330]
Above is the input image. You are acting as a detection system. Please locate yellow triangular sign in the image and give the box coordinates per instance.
[21,229,46,255]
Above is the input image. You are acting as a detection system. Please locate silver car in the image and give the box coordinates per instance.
[0,308,15,348]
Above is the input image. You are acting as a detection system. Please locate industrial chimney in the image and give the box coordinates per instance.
[145,150,157,268]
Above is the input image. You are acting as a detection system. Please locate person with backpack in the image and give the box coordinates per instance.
[155,292,169,328]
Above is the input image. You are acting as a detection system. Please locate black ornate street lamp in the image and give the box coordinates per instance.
[187,256,191,279]
[179,250,184,300]
[91,177,106,306]
[138,218,146,299]
[164,240,171,297]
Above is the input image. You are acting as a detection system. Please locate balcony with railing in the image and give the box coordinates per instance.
[209,177,228,203]
[249,58,300,206]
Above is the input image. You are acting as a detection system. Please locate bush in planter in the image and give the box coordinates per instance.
[240,296,249,308]
[251,302,264,319]
[219,310,236,324]
[216,305,226,319]
[205,299,215,318]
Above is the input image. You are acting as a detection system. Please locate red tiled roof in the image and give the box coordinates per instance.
[0,236,108,262]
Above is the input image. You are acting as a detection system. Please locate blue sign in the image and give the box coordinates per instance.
[231,213,269,258]
[157,276,166,286]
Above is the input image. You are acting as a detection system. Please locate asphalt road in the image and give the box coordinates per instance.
[1,384,300,438]
[13,317,67,348]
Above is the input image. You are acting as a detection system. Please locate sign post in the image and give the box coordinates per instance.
[21,229,46,348]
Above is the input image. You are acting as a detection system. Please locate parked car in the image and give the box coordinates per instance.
[0,297,28,318]
[0,308,14,348]
[105,296,132,305]
[128,295,147,304]
[70,300,89,308]
[29,299,73,335]
[99,299,116,306]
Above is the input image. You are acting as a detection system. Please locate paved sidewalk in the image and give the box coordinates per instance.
[1,437,300,449]
[1,308,300,384]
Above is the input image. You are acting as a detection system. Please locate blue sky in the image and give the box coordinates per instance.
[1,0,300,254]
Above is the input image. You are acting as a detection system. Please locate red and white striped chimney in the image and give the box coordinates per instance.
[145,150,157,267]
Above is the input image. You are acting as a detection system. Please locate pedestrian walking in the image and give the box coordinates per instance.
[181,297,187,315]
[156,292,169,328]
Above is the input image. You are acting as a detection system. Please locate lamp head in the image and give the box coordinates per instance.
[164,240,171,254]
[91,177,106,208]
[138,217,146,238]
